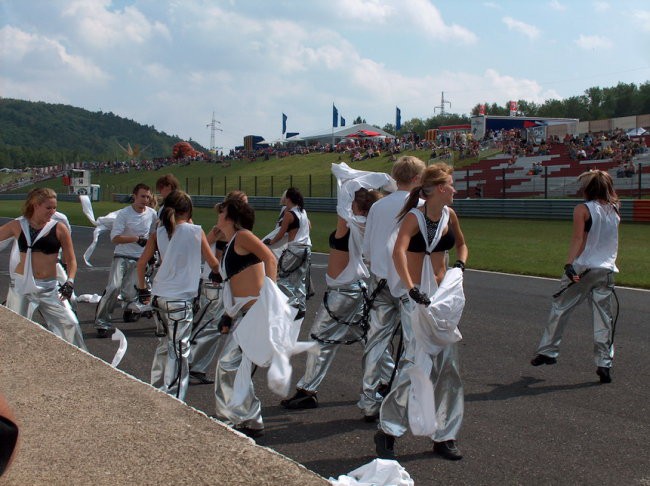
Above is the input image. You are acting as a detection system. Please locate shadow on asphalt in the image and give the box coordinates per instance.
[258,416,374,446]
[465,375,600,401]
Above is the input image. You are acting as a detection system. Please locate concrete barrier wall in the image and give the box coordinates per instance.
[0,307,327,485]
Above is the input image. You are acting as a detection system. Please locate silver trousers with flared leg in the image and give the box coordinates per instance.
[296,281,366,393]
[95,256,139,330]
[357,275,411,417]
[8,278,87,351]
[150,297,193,401]
[189,282,225,375]
[277,245,311,313]
[380,342,464,441]
[536,268,616,368]
[213,313,264,431]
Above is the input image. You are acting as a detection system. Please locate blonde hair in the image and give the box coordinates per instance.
[391,156,426,185]
[23,188,57,218]
[578,170,619,206]
[398,162,454,220]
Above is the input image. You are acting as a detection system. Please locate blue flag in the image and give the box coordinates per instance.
[282,113,287,134]
[340,116,346,127]
[396,107,401,131]
[333,104,338,128]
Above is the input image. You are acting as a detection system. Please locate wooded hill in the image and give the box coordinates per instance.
[0,98,206,169]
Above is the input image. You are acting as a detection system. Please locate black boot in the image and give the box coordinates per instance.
[374,430,396,459]
[280,389,318,409]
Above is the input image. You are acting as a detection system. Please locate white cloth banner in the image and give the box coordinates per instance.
[329,459,414,486]
[230,277,317,406]
[79,195,120,266]
[110,328,128,367]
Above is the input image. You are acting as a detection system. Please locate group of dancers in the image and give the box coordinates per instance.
[0,158,621,462]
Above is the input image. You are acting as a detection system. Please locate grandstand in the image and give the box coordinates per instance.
[454,135,650,199]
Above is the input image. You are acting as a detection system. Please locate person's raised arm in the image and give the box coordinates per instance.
[564,204,589,282]
[200,231,220,272]
[449,209,468,271]
[0,220,20,243]
[392,213,419,290]
[57,224,77,281]
[136,235,157,290]
[267,211,294,245]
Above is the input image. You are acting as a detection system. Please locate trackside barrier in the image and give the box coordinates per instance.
[1,193,647,222]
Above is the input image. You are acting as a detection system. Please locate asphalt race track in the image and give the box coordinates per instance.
[1,219,648,485]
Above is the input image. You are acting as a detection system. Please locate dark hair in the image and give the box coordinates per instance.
[353,188,382,215]
[132,183,151,195]
[160,190,193,238]
[285,187,304,210]
[155,174,180,192]
[219,199,255,231]
[578,170,619,206]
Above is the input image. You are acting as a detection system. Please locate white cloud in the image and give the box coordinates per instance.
[631,10,650,32]
[502,16,541,40]
[402,0,477,44]
[548,0,567,11]
[575,34,613,50]
[331,0,395,23]
[61,0,170,48]
[0,25,109,82]
[594,1,610,12]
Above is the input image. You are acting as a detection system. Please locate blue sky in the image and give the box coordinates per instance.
[1,0,649,151]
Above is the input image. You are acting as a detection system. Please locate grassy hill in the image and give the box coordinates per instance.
[18,147,493,199]
[0,98,206,169]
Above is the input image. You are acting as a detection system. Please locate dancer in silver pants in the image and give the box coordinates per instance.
[188,281,224,379]
[8,278,87,351]
[536,268,616,368]
[357,275,411,418]
[381,342,463,440]
[95,256,139,331]
[150,297,194,401]
[213,311,264,432]
[296,281,366,392]
[277,244,311,314]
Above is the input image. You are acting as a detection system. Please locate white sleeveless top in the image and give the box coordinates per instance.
[289,208,311,246]
[573,201,619,273]
[153,223,203,299]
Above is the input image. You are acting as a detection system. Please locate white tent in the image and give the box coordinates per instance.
[626,127,647,136]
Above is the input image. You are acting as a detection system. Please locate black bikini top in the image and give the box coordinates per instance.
[223,235,261,278]
[407,213,455,253]
[17,223,61,255]
[328,229,350,252]
[286,211,300,231]
[215,239,228,252]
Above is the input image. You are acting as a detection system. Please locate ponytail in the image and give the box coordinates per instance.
[161,206,176,239]
[397,185,422,221]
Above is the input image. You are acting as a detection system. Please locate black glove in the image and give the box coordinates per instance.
[453,260,466,272]
[564,263,578,280]
[409,287,431,306]
[208,271,223,283]
[59,281,74,300]
[262,238,272,245]
[137,237,148,247]
[218,314,233,334]
[136,286,152,304]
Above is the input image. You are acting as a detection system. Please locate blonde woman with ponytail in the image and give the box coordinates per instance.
[531,170,620,384]
[374,162,468,462]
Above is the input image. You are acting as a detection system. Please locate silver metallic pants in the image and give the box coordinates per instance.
[357,275,411,417]
[213,312,264,431]
[380,342,464,441]
[8,279,87,351]
[277,245,311,312]
[536,268,616,368]
[95,256,139,330]
[189,282,224,375]
[149,297,194,401]
[297,281,366,393]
